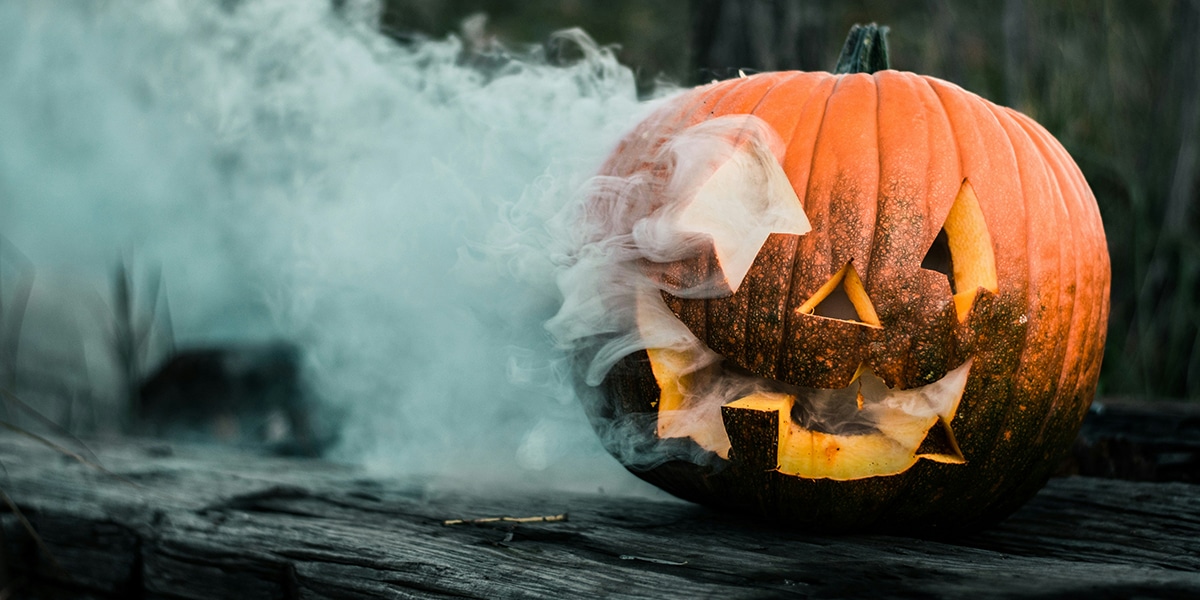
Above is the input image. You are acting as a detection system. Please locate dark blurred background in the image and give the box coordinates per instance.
[376,0,1200,399]
[1,0,1196,458]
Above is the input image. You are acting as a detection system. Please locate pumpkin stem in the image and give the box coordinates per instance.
[834,23,891,74]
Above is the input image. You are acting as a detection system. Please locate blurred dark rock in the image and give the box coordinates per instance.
[137,341,336,457]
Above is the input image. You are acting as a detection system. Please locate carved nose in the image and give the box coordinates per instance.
[795,261,881,328]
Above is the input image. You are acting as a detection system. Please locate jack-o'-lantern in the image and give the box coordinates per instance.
[566,25,1110,534]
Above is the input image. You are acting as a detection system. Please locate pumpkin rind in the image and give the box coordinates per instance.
[585,69,1110,533]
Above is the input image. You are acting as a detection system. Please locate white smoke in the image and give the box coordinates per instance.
[545,112,812,468]
[0,0,675,493]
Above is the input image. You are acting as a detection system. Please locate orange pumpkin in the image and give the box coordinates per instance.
[580,26,1110,533]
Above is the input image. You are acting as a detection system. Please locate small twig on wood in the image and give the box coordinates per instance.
[442,513,567,526]
[619,554,689,566]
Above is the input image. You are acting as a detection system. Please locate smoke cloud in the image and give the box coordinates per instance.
[0,0,676,493]
[547,111,811,469]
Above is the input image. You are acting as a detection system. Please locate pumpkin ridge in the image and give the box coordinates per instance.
[993,100,1070,417]
[702,73,791,362]
[927,78,1030,295]
[709,72,791,119]
[691,76,763,127]
[737,72,811,371]
[1003,105,1089,504]
[973,102,1069,518]
[742,72,798,356]
[754,72,816,147]
[958,87,1037,315]
[991,102,1046,441]
[783,74,876,360]
[775,75,841,381]
[1006,114,1078,448]
[927,81,1034,492]
[872,72,963,385]
[734,75,814,371]
[1046,112,1111,420]
[865,72,883,292]
[1079,126,1110,398]
[824,75,882,278]
[920,75,990,335]
[1009,114,1094,449]
[745,72,792,114]
[865,72,912,307]
[920,75,966,250]
[783,75,838,203]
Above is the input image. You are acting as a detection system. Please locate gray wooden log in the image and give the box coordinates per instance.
[2,433,1199,599]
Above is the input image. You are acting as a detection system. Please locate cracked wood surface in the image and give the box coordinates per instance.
[2,433,1199,599]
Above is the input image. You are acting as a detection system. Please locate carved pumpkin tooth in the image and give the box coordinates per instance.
[849,363,871,384]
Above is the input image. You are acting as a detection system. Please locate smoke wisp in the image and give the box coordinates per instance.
[0,0,672,493]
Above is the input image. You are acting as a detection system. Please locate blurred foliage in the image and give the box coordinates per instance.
[379,0,1200,399]
[375,0,688,92]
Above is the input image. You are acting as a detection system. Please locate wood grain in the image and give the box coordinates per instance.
[1,432,1198,599]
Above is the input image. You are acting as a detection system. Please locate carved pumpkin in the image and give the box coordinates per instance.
[577,26,1110,533]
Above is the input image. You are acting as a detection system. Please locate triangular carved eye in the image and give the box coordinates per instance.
[921,178,998,322]
[796,262,881,328]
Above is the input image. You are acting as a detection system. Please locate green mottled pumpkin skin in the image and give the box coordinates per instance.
[589,69,1111,535]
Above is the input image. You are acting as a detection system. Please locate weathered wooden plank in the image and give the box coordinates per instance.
[2,433,1199,599]
[1065,398,1200,482]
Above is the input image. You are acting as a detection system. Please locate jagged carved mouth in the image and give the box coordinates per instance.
[639,294,971,481]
